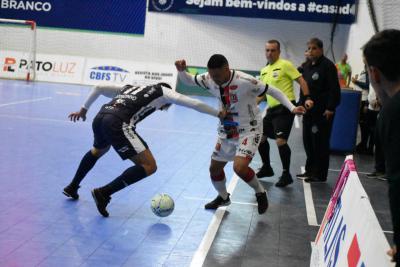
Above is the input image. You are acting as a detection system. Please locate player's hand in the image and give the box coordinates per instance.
[304,99,314,110]
[292,106,306,115]
[218,109,228,120]
[387,245,397,262]
[68,107,87,122]
[175,60,187,72]
[323,109,334,120]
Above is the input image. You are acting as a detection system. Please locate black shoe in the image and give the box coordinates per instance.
[255,191,268,214]
[304,177,327,183]
[63,184,80,200]
[204,194,231,209]
[296,172,311,180]
[256,165,274,178]
[366,171,386,179]
[91,188,111,217]
[275,172,293,187]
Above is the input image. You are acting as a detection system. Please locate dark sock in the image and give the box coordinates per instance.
[258,140,271,168]
[278,144,291,173]
[101,165,147,196]
[70,150,99,187]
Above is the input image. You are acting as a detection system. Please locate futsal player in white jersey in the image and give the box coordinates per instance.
[63,83,226,217]
[175,54,305,214]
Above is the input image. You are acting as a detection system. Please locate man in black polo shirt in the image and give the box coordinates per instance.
[363,29,400,266]
[297,38,341,182]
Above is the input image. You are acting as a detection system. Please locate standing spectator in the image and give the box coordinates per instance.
[297,38,341,183]
[256,40,313,187]
[363,29,400,266]
[352,65,371,154]
[336,53,352,88]
[366,88,386,180]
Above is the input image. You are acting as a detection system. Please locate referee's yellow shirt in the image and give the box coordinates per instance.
[260,58,301,108]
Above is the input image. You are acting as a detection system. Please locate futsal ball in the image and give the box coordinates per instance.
[151,193,174,217]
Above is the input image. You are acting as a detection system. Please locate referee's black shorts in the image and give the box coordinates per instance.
[92,113,148,160]
[262,101,296,140]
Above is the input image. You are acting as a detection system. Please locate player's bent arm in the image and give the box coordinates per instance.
[82,85,120,110]
[165,90,219,117]
[266,85,296,112]
[177,71,197,87]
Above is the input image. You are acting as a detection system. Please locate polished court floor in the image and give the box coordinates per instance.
[0,79,392,267]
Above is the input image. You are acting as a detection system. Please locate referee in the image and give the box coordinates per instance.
[257,40,313,187]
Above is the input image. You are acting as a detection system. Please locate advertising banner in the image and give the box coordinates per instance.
[149,0,356,24]
[83,58,178,90]
[0,50,84,83]
[310,158,394,267]
[0,0,146,34]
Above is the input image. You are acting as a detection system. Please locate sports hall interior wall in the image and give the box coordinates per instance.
[32,8,351,73]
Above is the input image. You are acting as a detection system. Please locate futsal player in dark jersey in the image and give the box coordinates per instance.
[63,83,224,217]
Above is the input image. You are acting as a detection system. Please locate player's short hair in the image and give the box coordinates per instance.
[363,29,400,82]
[157,82,172,89]
[207,54,228,69]
[267,39,280,50]
[308,38,323,49]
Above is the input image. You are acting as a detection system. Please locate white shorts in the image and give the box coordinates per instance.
[211,130,262,162]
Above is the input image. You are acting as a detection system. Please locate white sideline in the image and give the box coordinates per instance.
[302,166,319,226]
[294,115,300,129]
[189,174,240,267]
[0,97,52,107]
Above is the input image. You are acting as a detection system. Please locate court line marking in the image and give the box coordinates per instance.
[294,115,300,129]
[0,97,52,107]
[189,174,240,267]
[55,91,81,96]
[302,166,319,226]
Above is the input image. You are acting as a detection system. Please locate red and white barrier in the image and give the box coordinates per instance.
[311,156,394,267]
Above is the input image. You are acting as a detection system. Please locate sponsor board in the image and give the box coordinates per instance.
[0,50,84,83]
[311,158,394,267]
[0,51,178,88]
[149,0,356,24]
[0,0,146,34]
[83,58,177,89]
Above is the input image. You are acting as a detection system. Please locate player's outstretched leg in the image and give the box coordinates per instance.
[63,148,108,200]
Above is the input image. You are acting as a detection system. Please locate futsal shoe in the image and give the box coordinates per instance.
[255,191,268,214]
[256,165,274,178]
[366,171,386,179]
[296,172,311,180]
[91,188,111,217]
[204,193,231,209]
[275,172,293,187]
[63,184,80,200]
[304,177,327,183]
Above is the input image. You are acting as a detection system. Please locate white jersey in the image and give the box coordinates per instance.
[178,70,295,138]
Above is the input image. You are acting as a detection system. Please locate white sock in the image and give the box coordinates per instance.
[247,176,265,193]
[212,179,229,199]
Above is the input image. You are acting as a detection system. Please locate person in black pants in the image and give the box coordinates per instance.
[297,38,341,183]
[352,65,372,154]
[364,29,400,265]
